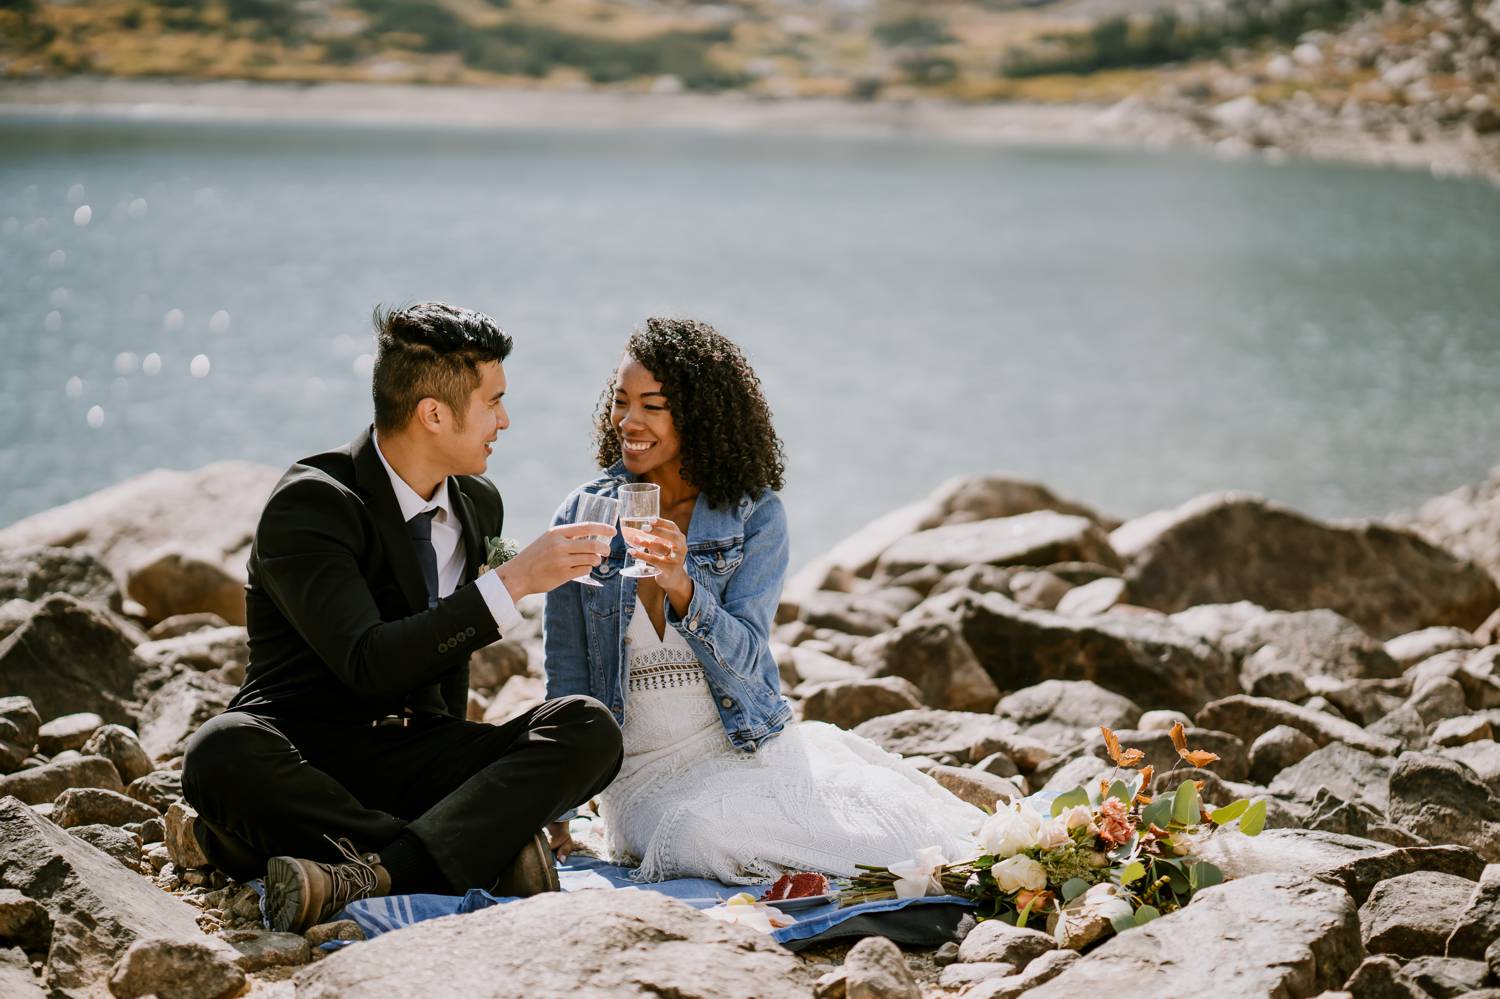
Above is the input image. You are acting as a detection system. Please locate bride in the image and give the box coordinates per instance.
[542,317,982,884]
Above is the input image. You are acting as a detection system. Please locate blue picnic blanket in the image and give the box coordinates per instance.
[326,854,972,950]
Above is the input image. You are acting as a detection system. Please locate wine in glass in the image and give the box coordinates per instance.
[571,492,620,587]
[618,482,661,578]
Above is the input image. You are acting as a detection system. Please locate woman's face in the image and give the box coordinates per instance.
[611,356,683,481]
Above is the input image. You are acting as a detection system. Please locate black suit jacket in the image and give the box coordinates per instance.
[228,427,504,723]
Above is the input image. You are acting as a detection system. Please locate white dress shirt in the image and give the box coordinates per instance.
[372,431,522,635]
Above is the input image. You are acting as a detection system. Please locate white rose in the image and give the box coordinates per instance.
[1036,818,1071,850]
[978,802,1043,859]
[1062,805,1094,831]
[991,855,1047,894]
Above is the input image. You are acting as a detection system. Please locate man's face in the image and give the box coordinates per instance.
[436,360,508,476]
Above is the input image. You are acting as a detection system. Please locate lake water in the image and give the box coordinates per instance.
[2,114,1499,568]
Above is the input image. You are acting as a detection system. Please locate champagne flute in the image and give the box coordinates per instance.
[618,482,661,578]
[571,493,620,587]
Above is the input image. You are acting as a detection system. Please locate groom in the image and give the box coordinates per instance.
[182,302,622,933]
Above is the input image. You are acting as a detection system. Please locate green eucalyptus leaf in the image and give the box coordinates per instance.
[1051,787,1091,817]
[1192,862,1224,890]
[1134,905,1161,925]
[1172,780,1201,826]
[1106,779,1132,804]
[1061,878,1090,902]
[1239,799,1267,836]
[1142,795,1174,830]
[1166,866,1191,894]
[1210,799,1250,825]
[1118,861,1146,886]
[1109,910,1137,934]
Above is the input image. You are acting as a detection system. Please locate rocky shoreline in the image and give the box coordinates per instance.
[2,463,1500,997]
[2,75,1496,185]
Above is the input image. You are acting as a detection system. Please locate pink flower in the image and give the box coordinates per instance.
[1096,798,1135,846]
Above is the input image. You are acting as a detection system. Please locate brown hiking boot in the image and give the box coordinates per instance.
[264,836,391,933]
[492,830,560,897]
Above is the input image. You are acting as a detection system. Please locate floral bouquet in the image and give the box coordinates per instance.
[837,724,1266,942]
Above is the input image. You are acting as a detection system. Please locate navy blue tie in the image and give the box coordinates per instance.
[407,509,440,609]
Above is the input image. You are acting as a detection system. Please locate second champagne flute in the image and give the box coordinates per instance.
[570,492,620,587]
[618,482,661,578]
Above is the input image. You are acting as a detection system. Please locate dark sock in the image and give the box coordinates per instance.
[379,832,450,895]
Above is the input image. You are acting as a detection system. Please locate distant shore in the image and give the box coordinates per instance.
[3,76,1495,184]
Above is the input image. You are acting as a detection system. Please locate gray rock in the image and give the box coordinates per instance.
[1007,569,1074,611]
[146,614,230,641]
[1197,695,1402,756]
[0,595,145,726]
[1112,493,1499,639]
[1062,726,1249,782]
[783,645,862,687]
[1026,873,1362,996]
[956,918,1056,967]
[1404,955,1492,997]
[939,591,1237,715]
[938,962,1015,988]
[127,770,183,812]
[1303,789,1426,848]
[800,677,924,729]
[963,950,1081,999]
[164,801,210,870]
[0,697,40,774]
[468,638,530,693]
[995,680,1141,754]
[0,887,52,952]
[855,621,1000,713]
[134,627,248,681]
[220,928,312,972]
[0,946,45,999]
[1137,708,1192,731]
[0,755,124,805]
[137,672,236,762]
[80,725,153,785]
[1438,739,1500,793]
[68,824,143,870]
[1368,705,1429,745]
[1223,608,1402,686]
[1239,646,1311,701]
[1409,676,1471,725]
[1445,862,1500,959]
[53,787,160,829]
[0,546,123,612]
[798,590,899,638]
[927,765,1023,810]
[126,546,247,628]
[1188,828,1387,882]
[107,937,245,999]
[1269,743,1394,813]
[1054,577,1126,616]
[1039,755,1112,794]
[37,712,104,756]
[1387,752,1500,862]
[304,920,364,946]
[1359,870,1476,957]
[1431,714,1493,746]
[0,796,220,995]
[1341,956,1428,998]
[295,889,814,999]
[1386,627,1482,669]
[1320,844,1487,906]
[1249,725,1320,784]
[854,710,1048,770]
[876,511,1122,579]
[1489,937,1500,985]
[1304,675,1410,728]
[843,935,919,999]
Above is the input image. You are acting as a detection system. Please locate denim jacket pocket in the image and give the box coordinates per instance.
[689,541,744,577]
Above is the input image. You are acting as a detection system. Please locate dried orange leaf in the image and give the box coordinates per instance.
[1100,726,1145,768]
[1181,749,1221,767]
[1168,722,1188,753]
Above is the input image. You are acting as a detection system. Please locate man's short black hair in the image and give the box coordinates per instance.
[371,302,513,434]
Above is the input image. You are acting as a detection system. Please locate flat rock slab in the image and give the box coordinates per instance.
[0,796,214,996]
[1025,873,1362,997]
[296,889,815,999]
[0,755,123,805]
[876,512,1122,578]
[1197,695,1402,757]
[1269,743,1395,813]
[1387,753,1500,862]
[853,709,1043,768]
[1111,493,1499,640]
[1359,870,1476,958]
[1319,845,1487,906]
[1186,829,1387,882]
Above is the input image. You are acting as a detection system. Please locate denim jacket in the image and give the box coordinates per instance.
[542,463,793,752]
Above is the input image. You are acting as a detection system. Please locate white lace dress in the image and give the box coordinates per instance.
[598,597,984,885]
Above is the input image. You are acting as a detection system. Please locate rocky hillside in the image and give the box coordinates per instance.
[2,460,1500,994]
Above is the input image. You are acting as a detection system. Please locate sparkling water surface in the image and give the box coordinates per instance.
[3,115,1499,567]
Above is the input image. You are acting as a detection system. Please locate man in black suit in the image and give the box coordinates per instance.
[182,302,621,933]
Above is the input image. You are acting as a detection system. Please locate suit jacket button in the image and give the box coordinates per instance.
[438,642,449,653]
[465,626,476,638]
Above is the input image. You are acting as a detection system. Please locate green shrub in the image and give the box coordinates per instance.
[356,0,467,52]
[873,15,952,47]
[461,21,744,90]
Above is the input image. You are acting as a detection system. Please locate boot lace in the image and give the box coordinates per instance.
[320,835,380,916]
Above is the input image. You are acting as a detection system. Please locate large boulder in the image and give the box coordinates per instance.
[799,677,923,729]
[0,796,223,996]
[134,628,249,684]
[1319,844,1488,906]
[1359,870,1476,958]
[1114,493,1500,640]
[1387,753,1500,862]
[1196,695,1402,756]
[1186,828,1388,882]
[0,697,41,774]
[1446,863,1500,959]
[854,710,1049,771]
[928,591,1237,715]
[137,672,237,762]
[1025,874,1362,997]
[107,937,245,999]
[79,725,153,785]
[995,680,1141,755]
[854,620,1000,713]
[0,595,146,726]
[0,461,279,625]
[0,756,124,805]
[295,889,814,999]
[1395,463,1500,583]
[1269,743,1395,814]
[125,547,247,628]
[0,547,122,613]
[876,512,1122,580]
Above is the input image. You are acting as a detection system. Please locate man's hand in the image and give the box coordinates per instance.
[546,820,575,862]
[496,522,613,602]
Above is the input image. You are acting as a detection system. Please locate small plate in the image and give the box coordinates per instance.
[762,893,836,912]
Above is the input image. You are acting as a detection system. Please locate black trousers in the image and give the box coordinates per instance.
[181,695,622,892]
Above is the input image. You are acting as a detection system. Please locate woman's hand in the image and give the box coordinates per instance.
[546,820,575,862]
[630,518,694,615]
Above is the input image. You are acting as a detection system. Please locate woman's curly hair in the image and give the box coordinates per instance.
[593,317,786,508]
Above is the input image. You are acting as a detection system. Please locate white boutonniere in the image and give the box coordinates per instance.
[483,536,520,572]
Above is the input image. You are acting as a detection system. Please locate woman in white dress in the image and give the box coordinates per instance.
[542,318,982,884]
